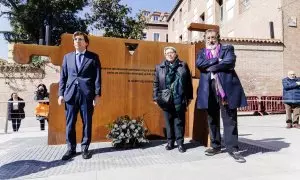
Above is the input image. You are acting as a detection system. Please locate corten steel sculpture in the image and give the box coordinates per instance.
[13,24,217,146]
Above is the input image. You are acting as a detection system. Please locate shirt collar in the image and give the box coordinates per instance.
[76,49,86,55]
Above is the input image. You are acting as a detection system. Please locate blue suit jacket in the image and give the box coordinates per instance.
[282,77,300,104]
[196,44,247,109]
[59,50,101,102]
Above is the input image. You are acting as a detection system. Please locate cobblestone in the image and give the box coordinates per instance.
[0,135,274,180]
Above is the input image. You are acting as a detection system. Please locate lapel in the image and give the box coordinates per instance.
[219,44,226,59]
[70,52,79,73]
[78,51,91,74]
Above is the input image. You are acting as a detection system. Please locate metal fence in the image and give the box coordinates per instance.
[237,96,286,115]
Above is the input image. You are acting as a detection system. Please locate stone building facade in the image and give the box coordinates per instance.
[167,0,300,96]
[142,11,169,42]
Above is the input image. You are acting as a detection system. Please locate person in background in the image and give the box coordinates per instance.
[34,83,49,131]
[153,46,193,153]
[282,70,300,129]
[7,93,25,132]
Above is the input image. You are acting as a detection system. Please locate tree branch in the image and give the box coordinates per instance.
[6,0,19,10]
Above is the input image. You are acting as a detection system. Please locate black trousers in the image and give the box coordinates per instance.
[163,107,185,145]
[11,119,21,132]
[207,80,238,152]
[65,86,94,152]
[36,116,47,130]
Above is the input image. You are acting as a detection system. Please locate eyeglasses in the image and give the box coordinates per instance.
[74,37,84,41]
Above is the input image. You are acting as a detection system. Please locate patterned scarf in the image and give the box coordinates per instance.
[205,44,227,105]
[165,59,184,111]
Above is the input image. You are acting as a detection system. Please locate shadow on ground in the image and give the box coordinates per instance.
[238,137,290,157]
[92,139,203,155]
[0,160,68,179]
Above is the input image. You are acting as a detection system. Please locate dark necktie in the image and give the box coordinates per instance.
[77,54,83,69]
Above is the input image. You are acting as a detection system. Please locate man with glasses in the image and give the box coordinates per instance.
[196,29,247,163]
[282,70,300,129]
[58,31,101,160]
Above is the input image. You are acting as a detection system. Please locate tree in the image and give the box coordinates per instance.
[0,0,89,45]
[89,0,146,39]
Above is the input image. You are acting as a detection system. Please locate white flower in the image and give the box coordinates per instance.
[114,124,118,128]
[121,124,127,129]
[130,124,135,129]
[131,119,137,123]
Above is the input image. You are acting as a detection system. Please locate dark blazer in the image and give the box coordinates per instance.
[7,97,25,120]
[153,59,193,107]
[196,44,247,109]
[282,77,300,104]
[59,50,101,102]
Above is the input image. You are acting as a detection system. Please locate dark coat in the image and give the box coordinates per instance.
[282,77,300,104]
[153,59,193,107]
[196,44,247,109]
[7,97,25,120]
[34,91,49,104]
[59,50,101,102]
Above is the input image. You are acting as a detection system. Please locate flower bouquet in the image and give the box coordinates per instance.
[106,115,149,148]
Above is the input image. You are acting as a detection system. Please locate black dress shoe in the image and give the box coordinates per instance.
[205,148,221,156]
[178,145,186,153]
[165,143,174,150]
[82,150,92,159]
[61,150,76,160]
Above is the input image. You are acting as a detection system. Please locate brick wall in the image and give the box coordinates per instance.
[282,0,300,74]
[224,41,284,96]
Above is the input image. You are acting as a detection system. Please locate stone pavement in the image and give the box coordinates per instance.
[0,114,299,180]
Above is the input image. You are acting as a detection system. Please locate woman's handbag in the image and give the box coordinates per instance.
[34,103,49,117]
[157,89,173,110]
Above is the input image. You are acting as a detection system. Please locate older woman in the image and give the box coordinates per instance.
[7,93,25,132]
[153,46,193,153]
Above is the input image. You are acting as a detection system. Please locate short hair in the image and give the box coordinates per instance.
[73,31,89,44]
[164,46,177,54]
[204,29,220,42]
[288,70,296,76]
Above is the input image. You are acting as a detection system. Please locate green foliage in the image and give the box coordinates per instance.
[89,0,147,39]
[106,115,149,148]
[0,0,88,45]
[31,56,45,67]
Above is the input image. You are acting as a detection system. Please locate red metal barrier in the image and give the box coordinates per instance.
[237,96,261,115]
[260,96,285,114]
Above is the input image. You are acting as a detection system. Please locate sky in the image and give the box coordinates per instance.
[121,0,177,15]
[0,0,177,60]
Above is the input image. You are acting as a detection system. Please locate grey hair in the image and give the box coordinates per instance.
[204,29,220,42]
[164,46,177,54]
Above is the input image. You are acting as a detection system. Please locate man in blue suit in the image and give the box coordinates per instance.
[196,29,247,163]
[58,31,101,160]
